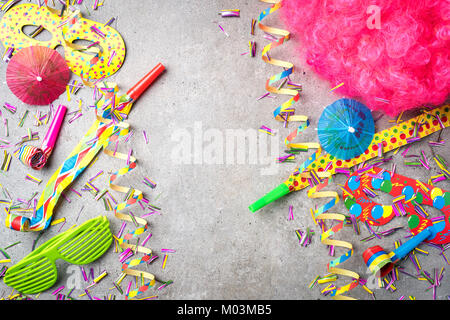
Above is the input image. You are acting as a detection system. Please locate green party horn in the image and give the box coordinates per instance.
[3,215,112,294]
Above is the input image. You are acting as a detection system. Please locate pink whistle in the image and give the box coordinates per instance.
[15,105,67,170]
[41,105,67,155]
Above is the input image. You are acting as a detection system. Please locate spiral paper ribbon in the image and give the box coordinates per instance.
[257,0,314,150]
[105,142,156,300]
[258,0,300,119]
[98,85,156,300]
[307,179,360,300]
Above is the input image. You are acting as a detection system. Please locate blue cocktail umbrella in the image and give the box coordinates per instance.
[318,98,375,160]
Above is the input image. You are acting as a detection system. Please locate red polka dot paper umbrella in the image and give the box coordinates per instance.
[6,46,71,106]
[318,98,375,161]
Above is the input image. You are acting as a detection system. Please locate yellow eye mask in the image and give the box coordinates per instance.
[0,3,126,80]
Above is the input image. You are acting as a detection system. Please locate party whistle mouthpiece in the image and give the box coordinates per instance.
[248,183,290,213]
[127,62,165,101]
[15,105,67,170]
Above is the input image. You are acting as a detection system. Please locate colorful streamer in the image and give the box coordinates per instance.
[307,179,360,300]
[98,85,156,300]
[257,0,310,145]
[5,116,118,231]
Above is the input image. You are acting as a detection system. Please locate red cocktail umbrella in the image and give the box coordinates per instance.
[6,46,71,106]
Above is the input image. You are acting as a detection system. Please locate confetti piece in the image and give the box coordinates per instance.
[90,25,105,38]
[161,249,176,253]
[374,97,390,104]
[52,286,65,295]
[288,205,294,220]
[50,217,65,226]
[142,177,157,189]
[68,112,83,124]
[251,18,257,35]
[1,151,11,171]
[161,254,168,269]
[329,82,344,92]
[142,130,149,144]
[256,92,270,101]
[104,16,116,26]
[249,41,256,57]
[217,23,229,37]
[219,9,240,17]
[3,103,16,114]
[258,125,274,135]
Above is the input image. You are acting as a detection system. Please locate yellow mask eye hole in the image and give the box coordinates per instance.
[70,39,104,56]
[21,25,53,42]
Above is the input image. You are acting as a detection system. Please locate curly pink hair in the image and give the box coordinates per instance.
[280,0,450,116]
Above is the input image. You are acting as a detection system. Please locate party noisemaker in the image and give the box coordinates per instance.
[14,105,67,170]
[5,63,165,232]
[248,104,449,213]
[363,226,437,278]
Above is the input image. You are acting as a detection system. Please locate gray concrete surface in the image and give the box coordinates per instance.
[0,0,448,300]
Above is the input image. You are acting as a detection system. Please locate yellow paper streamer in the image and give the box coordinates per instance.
[257,0,315,150]
[101,118,156,299]
[307,179,360,300]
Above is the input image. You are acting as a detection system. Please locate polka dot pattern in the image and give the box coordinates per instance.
[284,105,449,193]
[0,4,126,80]
[343,166,450,245]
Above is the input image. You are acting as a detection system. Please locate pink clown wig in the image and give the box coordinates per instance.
[280,0,449,116]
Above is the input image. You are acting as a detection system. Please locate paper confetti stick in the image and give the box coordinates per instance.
[329,82,344,92]
[3,103,16,114]
[1,151,11,171]
[256,0,318,165]
[217,24,229,37]
[251,18,257,35]
[219,9,240,17]
[258,125,274,135]
[142,177,157,189]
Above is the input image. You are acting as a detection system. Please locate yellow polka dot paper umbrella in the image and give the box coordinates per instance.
[6,46,71,105]
[317,98,375,161]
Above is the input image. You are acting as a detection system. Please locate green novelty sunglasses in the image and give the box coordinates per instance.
[3,215,112,295]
